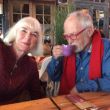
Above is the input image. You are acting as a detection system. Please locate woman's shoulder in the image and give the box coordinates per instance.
[0,38,9,52]
[24,55,36,64]
[0,38,5,46]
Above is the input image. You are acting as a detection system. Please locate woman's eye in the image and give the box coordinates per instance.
[21,29,27,33]
[31,32,39,38]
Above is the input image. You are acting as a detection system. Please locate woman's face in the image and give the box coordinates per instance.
[14,26,39,54]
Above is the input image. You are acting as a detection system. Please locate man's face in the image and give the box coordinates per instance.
[63,17,91,53]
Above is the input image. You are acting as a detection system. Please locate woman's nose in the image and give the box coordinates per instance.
[24,32,32,41]
[25,32,31,38]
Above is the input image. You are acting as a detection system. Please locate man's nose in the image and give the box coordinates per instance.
[67,38,74,44]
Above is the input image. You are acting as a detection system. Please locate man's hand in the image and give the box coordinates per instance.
[70,86,78,94]
[52,45,63,59]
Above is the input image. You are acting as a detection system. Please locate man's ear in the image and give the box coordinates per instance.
[87,27,94,38]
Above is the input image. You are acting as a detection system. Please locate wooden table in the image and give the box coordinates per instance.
[53,92,110,110]
[0,92,110,110]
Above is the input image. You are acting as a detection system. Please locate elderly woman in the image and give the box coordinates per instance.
[0,17,44,104]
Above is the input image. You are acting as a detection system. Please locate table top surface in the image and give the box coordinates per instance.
[0,92,110,110]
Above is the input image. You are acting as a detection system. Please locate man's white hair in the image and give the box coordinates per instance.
[66,10,94,28]
[3,16,43,55]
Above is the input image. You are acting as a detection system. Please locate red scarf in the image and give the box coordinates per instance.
[59,30,104,95]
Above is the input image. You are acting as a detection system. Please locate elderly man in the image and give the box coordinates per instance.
[47,10,110,96]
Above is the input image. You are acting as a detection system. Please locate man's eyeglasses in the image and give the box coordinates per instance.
[63,27,87,40]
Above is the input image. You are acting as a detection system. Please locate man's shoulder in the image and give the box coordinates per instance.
[102,38,110,47]
[102,38,110,54]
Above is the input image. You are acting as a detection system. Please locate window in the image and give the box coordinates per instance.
[13,3,29,23]
[36,4,51,24]
[90,0,105,2]
[35,4,52,37]
[10,1,55,43]
[58,0,67,3]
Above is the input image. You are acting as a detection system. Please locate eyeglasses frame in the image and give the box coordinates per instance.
[63,27,88,40]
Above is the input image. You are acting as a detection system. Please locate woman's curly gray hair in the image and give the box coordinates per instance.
[3,16,43,55]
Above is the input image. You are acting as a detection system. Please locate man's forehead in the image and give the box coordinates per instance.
[64,18,81,28]
[65,16,80,26]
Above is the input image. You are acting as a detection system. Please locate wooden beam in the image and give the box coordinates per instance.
[0,0,3,3]
[33,0,56,3]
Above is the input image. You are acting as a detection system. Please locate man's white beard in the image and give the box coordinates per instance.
[71,42,82,53]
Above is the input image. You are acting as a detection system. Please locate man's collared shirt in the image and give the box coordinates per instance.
[47,39,110,92]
